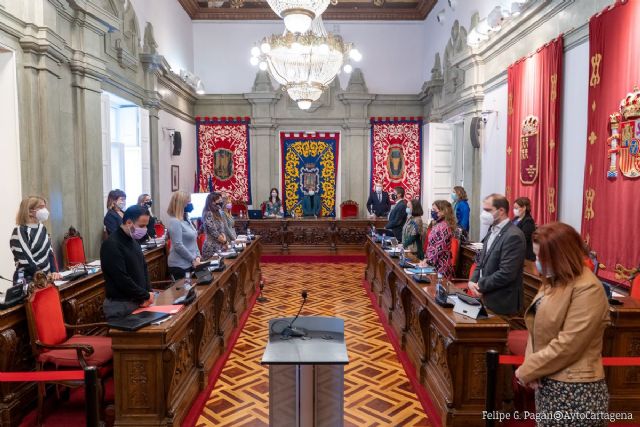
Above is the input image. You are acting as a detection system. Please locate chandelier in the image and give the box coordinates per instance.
[250,19,362,110]
[266,0,332,34]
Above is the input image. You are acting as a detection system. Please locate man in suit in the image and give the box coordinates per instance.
[384,187,407,240]
[366,181,391,217]
[302,189,321,217]
[468,193,525,316]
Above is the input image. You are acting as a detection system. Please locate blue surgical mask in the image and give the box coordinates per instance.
[431,210,439,221]
[406,207,412,215]
[451,192,458,201]
[184,203,194,213]
[535,259,543,275]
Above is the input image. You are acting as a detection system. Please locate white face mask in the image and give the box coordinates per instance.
[405,207,412,215]
[308,190,315,196]
[36,208,49,223]
[375,187,382,193]
[513,208,521,217]
[117,200,126,210]
[480,210,494,226]
[271,192,277,197]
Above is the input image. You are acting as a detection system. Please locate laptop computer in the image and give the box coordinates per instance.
[248,209,263,219]
[0,286,25,310]
[108,311,170,332]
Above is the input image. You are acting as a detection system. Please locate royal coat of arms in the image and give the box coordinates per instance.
[386,144,405,182]
[520,115,540,185]
[213,148,234,181]
[300,163,320,193]
[608,87,640,179]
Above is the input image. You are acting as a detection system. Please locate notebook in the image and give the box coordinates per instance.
[108,311,170,331]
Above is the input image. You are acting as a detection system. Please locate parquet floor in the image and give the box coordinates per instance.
[195,262,431,427]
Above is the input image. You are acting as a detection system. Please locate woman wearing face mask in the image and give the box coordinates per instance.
[265,188,284,218]
[401,199,424,260]
[10,196,62,282]
[201,192,228,259]
[512,197,536,261]
[221,193,237,242]
[166,191,200,279]
[515,223,610,426]
[136,193,157,243]
[451,186,470,233]
[421,200,456,279]
[104,189,127,236]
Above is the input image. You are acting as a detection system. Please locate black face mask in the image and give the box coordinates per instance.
[391,193,397,201]
[144,200,153,207]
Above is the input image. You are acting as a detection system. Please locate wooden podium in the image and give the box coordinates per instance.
[261,316,349,427]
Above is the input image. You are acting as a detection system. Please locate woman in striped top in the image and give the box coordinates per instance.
[10,196,61,282]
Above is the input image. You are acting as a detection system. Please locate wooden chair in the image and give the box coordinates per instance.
[25,273,112,424]
[231,200,248,217]
[340,200,359,218]
[62,227,86,269]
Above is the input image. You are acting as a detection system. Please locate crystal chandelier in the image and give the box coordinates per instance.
[266,0,331,34]
[250,19,362,110]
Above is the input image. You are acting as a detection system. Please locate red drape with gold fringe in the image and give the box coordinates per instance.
[581,0,640,285]
[505,36,563,225]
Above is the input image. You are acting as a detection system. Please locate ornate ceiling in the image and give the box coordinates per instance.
[178,0,436,21]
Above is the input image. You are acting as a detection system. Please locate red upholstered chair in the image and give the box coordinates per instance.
[231,201,248,217]
[62,228,87,269]
[25,279,112,423]
[154,222,166,238]
[423,226,432,253]
[260,202,266,215]
[631,274,640,300]
[197,233,205,253]
[340,200,359,218]
[450,237,460,268]
[451,262,476,289]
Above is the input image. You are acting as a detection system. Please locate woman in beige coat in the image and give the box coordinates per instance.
[515,222,610,426]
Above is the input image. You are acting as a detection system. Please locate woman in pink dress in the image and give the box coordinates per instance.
[421,200,456,279]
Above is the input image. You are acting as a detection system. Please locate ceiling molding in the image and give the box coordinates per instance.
[178,0,436,21]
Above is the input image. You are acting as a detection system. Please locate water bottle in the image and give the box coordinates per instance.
[239,210,244,218]
[371,225,376,238]
[184,271,192,290]
[400,246,406,264]
[247,227,252,240]
[17,271,27,295]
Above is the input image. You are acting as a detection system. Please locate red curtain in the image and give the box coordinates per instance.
[505,36,563,225]
[582,0,640,285]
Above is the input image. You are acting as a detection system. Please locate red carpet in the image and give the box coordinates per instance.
[362,279,443,427]
[260,254,366,263]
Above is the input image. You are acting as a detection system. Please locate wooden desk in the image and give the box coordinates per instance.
[234,217,387,254]
[110,238,262,426]
[0,246,168,427]
[458,244,640,419]
[365,237,509,426]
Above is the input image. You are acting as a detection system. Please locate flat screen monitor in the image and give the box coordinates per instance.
[190,192,209,218]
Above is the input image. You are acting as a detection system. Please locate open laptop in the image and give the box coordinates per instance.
[108,311,170,332]
[248,209,263,219]
[0,286,25,310]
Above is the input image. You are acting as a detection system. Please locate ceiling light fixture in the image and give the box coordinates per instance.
[266,0,332,34]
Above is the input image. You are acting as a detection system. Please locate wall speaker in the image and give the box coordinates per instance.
[172,131,182,156]
[470,117,482,148]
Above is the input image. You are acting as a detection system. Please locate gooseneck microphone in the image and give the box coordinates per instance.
[282,290,308,338]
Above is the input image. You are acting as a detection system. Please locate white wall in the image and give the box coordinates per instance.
[558,41,588,232]
[157,111,196,225]
[130,0,194,73]
[0,48,21,286]
[193,20,425,94]
[479,82,508,237]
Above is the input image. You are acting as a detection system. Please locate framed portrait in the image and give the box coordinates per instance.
[171,165,179,191]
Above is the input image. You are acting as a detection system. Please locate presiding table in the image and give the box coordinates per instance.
[457,243,640,420]
[234,217,388,254]
[110,237,262,426]
[365,237,510,426]
[0,246,168,427]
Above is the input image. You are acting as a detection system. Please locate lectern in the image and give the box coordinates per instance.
[261,316,349,427]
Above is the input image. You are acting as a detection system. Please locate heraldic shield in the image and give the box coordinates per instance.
[386,144,405,182]
[608,87,640,179]
[300,163,320,193]
[213,148,234,181]
[520,115,540,185]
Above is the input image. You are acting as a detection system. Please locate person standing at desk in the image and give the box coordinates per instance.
[366,181,391,217]
[302,189,321,217]
[10,196,62,282]
[201,192,228,259]
[512,197,536,261]
[385,187,407,240]
[136,193,157,243]
[166,191,200,280]
[451,186,470,234]
[101,205,154,320]
[104,189,126,236]
[422,200,456,279]
[468,193,525,316]
[401,199,424,260]
[221,193,237,241]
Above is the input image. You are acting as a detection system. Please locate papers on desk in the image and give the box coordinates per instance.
[219,251,236,257]
[54,281,66,287]
[406,267,434,275]
[86,260,101,267]
[132,305,184,315]
[468,242,484,250]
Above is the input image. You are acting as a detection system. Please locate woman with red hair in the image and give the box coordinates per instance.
[515,222,610,426]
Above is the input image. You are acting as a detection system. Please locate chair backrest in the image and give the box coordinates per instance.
[468,262,477,280]
[340,200,359,218]
[260,202,266,214]
[231,201,247,216]
[25,285,67,351]
[63,236,86,268]
[154,222,166,238]
[631,274,640,300]
[450,237,460,268]
[423,226,432,253]
[197,233,205,253]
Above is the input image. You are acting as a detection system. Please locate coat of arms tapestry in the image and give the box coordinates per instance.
[195,116,252,203]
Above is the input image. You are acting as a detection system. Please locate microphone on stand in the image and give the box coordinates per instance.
[282,290,308,338]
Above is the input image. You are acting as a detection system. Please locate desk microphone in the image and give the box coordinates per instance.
[0,275,16,293]
[282,290,308,338]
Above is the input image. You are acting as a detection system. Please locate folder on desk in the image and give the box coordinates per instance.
[108,311,170,331]
[132,305,184,315]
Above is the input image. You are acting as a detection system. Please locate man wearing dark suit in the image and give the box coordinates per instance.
[366,181,391,217]
[384,187,407,240]
[469,194,525,316]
